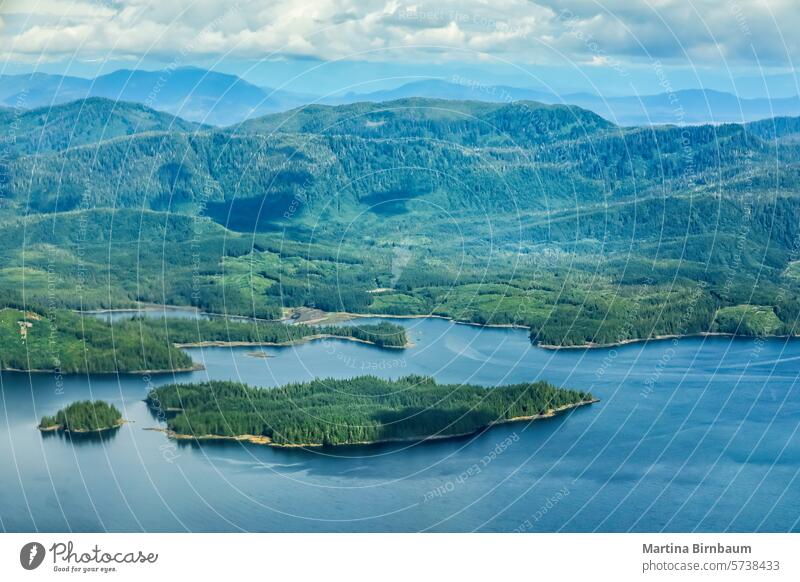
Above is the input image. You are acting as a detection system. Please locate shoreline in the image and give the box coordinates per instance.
[175,333,412,350]
[80,305,280,323]
[339,311,797,349]
[1,331,411,374]
[3,362,205,375]
[151,398,598,449]
[342,311,528,330]
[76,304,795,349]
[79,304,199,315]
[535,331,799,350]
[75,304,800,346]
[38,419,128,434]
[3,330,409,376]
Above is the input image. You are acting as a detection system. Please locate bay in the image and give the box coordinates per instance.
[1,317,798,532]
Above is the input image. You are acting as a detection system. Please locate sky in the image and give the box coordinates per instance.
[1,0,798,97]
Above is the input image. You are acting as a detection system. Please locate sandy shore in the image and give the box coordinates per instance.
[144,428,272,445]
[38,419,128,433]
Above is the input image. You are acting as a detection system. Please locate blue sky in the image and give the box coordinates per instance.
[1,0,798,97]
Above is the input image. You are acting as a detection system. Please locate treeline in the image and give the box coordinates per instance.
[0,98,200,157]
[320,322,408,347]
[171,283,283,321]
[39,400,122,432]
[147,375,595,446]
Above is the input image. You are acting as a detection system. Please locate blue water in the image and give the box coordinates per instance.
[87,307,213,323]
[1,317,798,532]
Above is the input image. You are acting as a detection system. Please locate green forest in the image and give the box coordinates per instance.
[39,400,123,432]
[0,307,407,373]
[152,318,409,348]
[147,376,595,446]
[0,307,193,373]
[1,97,799,349]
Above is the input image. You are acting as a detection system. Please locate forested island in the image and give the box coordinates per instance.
[0,307,408,373]
[146,376,596,447]
[39,400,123,433]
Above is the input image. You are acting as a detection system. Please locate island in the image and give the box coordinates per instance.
[39,400,124,433]
[146,375,597,447]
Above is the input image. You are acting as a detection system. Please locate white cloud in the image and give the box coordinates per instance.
[0,0,797,67]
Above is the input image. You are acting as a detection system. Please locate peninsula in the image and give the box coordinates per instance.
[1,307,409,374]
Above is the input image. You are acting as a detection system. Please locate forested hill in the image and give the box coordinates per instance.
[2,97,799,347]
[2,97,797,222]
[230,98,615,144]
[741,116,800,142]
[0,97,203,156]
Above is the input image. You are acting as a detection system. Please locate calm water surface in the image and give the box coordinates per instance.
[1,317,798,532]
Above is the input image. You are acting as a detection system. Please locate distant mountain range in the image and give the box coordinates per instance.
[0,67,311,126]
[322,79,800,125]
[2,68,798,126]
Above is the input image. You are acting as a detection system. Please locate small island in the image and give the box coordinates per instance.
[146,376,596,447]
[39,400,124,433]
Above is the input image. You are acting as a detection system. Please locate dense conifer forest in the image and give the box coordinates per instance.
[147,376,595,446]
[2,97,799,348]
[39,400,123,432]
[0,307,194,373]
[153,318,408,348]
[0,307,406,373]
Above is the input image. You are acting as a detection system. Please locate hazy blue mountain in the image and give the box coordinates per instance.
[323,79,552,104]
[86,67,308,125]
[5,68,798,127]
[568,89,800,125]
[332,81,800,125]
[0,72,92,108]
[0,68,310,126]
